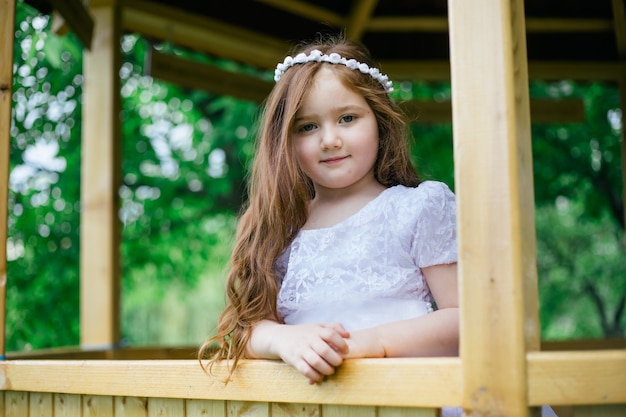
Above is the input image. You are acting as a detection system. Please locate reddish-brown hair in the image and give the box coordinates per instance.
[198,33,420,379]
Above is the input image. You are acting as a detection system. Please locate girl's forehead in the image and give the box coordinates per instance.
[304,66,354,99]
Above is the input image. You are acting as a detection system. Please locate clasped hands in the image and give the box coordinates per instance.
[267,322,385,384]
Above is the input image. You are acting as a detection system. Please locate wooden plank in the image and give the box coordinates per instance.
[400,98,585,124]
[0,0,16,361]
[149,51,273,103]
[271,402,320,417]
[0,358,462,407]
[115,396,148,416]
[6,391,28,417]
[255,0,343,27]
[149,49,581,124]
[48,0,94,48]
[30,392,53,417]
[84,395,113,417]
[611,0,626,57]
[122,0,287,71]
[227,400,269,416]
[2,355,623,407]
[6,346,198,360]
[378,407,439,417]
[187,399,225,417]
[322,405,376,417]
[528,350,626,405]
[148,398,184,417]
[55,394,82,417]
[541,339,626,351]
[367,17,613,32]
[381,60,623,82]
[80,2,122,349]
[448,0,537,416]
[345,0,379,41]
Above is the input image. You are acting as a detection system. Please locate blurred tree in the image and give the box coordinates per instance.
[5,1,624,351]
[531,81,625,339]
[7,2,83,350]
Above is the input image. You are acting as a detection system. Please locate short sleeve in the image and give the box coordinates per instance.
[411,181,458,268]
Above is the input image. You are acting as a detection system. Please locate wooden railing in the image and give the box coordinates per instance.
[1,345,625,417]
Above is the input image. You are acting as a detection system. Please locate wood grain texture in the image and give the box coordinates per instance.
[448,0,539,415]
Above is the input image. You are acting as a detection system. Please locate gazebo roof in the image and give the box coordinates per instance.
[24,0,626,83]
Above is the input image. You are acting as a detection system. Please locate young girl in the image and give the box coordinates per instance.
[199,32,458,376]
[199,34,557,417]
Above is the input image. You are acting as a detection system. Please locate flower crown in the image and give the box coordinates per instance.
[273,49,394,94]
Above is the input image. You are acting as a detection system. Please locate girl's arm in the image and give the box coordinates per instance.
[345,262,459,358]
[247,319,351,383]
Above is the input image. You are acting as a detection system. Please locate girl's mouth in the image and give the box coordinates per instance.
[321,156,348,164]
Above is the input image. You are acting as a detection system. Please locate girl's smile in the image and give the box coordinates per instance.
[292,66,380,198]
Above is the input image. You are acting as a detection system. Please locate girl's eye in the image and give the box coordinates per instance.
[340,115,355,123]
[299,123,316,132]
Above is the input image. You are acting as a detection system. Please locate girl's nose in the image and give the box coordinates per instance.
[320,127,342,150]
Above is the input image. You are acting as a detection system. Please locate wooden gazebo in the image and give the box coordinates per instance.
[1,0,625,416]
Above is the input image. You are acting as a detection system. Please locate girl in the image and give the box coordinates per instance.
[199,33,559,417]
[199,33,459,382]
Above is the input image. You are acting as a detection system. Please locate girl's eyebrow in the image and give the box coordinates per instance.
[294,104,365,121]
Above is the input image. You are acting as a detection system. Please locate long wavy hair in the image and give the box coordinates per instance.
[198,33,421,379]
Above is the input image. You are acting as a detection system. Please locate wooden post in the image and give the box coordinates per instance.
[448,0,540,416]
[80,0,122,349]
[0,0,16,359]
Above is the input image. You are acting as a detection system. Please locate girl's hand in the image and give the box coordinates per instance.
[249,321,350,384]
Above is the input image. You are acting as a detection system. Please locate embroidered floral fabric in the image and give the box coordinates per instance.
[275,180,457,331]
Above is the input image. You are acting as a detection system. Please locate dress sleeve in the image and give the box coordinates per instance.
[411,181,458,268]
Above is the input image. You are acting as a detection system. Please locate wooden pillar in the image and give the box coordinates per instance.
[448,0,540,416]
[80,0,122,349]
[0,0,16,358]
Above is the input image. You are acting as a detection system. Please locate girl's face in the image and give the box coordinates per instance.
[292,66,380,197]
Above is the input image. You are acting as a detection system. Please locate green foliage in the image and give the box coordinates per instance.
[536,202,625,339]
[531,81,625,339]
[6,2,624,352]
[7,2,83,350]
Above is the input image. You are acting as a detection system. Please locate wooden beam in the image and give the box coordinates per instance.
[448,0,539,416]
[80,1,122,349]
[345,0,379,41]
[122,1,621,82]
[0,358,462,407]
[122,0,288,71]
[367,17,613,32]
[528,98,586,123]
[0,0,16,360]
[146,51,585,124]
[49,0,94,49]
[149,50,273,103]
[528,351,626,405]
[525,18,613,32]
[255,0,344,27]
[400,98,585,124]
[1,354,625,405]
[611,0,626,57]
[381,60,623,82]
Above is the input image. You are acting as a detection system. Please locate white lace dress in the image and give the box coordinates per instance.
[276,180,457,330]
[274,180,558,417]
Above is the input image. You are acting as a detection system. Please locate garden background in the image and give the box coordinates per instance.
[6,1,625,352]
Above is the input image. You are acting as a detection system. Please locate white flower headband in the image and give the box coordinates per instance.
[273,49,394,94]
